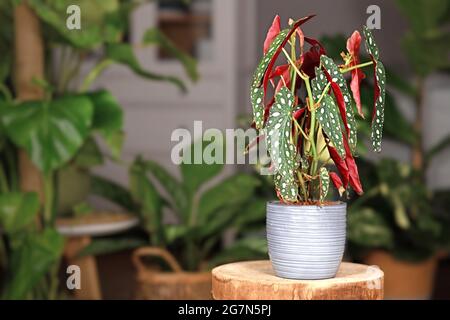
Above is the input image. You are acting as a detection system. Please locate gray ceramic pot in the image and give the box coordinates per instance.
[266,201,346,280]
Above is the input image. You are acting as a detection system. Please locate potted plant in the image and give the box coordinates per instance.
[85,140,268,299]
[247,15,385,279]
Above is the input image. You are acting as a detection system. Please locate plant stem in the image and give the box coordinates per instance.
[412,77,425,175]
[79,59,113,92]
[0,164,9,193]
[340,60,374,73]
[43,173,55,227]
[305,77,318,174]
[0,84,13,103]
[292,118,309,140]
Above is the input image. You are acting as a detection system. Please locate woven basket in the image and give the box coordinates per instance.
[132,247,212,300]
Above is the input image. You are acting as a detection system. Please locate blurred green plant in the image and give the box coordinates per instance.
[0,0,197,299]
[85,140,268,271]
[321,0,450,261]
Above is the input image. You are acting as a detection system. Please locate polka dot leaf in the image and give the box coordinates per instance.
[265,87,298,202]
[371,60,386,152]
[251,29,290,88]
[363,26,386,153]
[320,55,358,153]
[363,26,379,61]
[251,87,264,129]
[316,95,346,158]
[319,167,330,202]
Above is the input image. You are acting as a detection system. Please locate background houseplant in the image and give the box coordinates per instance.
[247,15,386,279]
[83,140,267,299]
[320,0,450,299]
[0,0,196,299]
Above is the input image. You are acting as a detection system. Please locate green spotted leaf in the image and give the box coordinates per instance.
[251,29,290,88]
[251,87,264,129]
[315,95,346,158]
[363,26,386,152]
[265,87,298,202]
[371,61,386,152]
[312,67,345,157]
[274,173,298,202]
[319,167,330,202]
[311,67,328,101]
[250,29,289,130]
[363,26,380,61]
[320,56,358,152]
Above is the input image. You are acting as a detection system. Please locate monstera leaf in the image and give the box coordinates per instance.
[28,0,121,49]
[2,95,93,175]
[105,43,186,92]
[3,228,64,300]
[87,90,123,158]
[0,192,39,235]
[143,28,199,82]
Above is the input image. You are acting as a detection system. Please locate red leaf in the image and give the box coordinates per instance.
[245,134,265,153]
[296,26,305,53]
[304,37,326,52]
[293,107,306,120]
[270,64,291,93]
[299,38,326,78]
[323,70,350,138]
[262,15,315,102]
[346,31,365,118]
[263,15,281,54]
[329,172,345,197]
[300,47,322,78]
[343,138,363,195]
[327,145,349,188]
[263,97,275,124]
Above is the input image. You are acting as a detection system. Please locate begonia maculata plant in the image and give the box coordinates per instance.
[249,15,386,204]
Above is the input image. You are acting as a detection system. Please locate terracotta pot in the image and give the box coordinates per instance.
[364,250,438,300]
[132,247,211,300]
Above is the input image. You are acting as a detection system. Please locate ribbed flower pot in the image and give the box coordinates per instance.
[267,201,347,280]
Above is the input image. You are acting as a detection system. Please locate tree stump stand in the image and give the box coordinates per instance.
[212,261,384,300]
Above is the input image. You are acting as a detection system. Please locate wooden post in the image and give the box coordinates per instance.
[64,236,102,300]
[212,261,384,300]
[14,2,44,199]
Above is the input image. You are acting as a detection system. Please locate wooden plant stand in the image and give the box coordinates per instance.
[212,261,384,300]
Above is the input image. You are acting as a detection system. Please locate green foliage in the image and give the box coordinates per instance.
[396,0,450,76]
[87,90,124,159]
[348,207,394,248]
[104,43,187,92]
[1,96,93,175]
[2,228,64,300]
[143,27,199,82]
[91,141,263,271]
[0,192,39,235]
